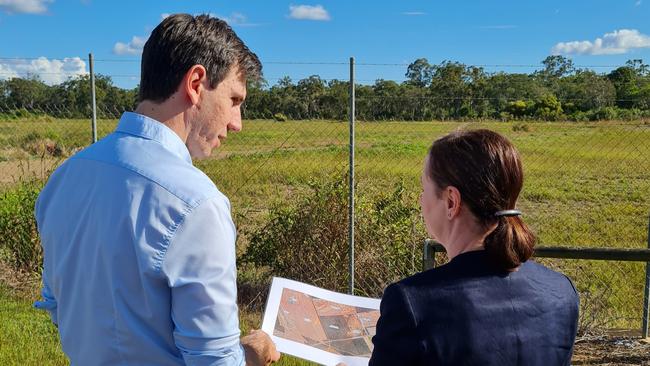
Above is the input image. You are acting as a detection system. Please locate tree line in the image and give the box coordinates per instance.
[0,74,137,119]
[1,56,649,121]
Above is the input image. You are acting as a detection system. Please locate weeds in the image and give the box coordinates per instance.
[0,179,42,273]
[241,174,425,298]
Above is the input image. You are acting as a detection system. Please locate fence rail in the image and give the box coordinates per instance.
[422,214,650,337]
[424,241,650,267]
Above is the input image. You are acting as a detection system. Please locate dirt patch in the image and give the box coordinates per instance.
[573,335,650,365]
[0,259,40,300]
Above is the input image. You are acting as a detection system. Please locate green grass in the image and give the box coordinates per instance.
[0,285,313,366]
[0,285,67,365]
[1,116,649,333]
[194,119,650,330]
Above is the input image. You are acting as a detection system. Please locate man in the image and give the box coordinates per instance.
[34,14,279,366]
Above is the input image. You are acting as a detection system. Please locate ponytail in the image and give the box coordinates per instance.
[426,129,534,271]
[483,216,535,271]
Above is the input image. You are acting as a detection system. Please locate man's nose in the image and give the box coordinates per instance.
[228,113,242,132]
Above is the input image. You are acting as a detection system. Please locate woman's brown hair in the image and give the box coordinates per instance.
[427,129,535,271]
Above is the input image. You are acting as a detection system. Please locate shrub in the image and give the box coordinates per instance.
[0,180,43,273]
[562,102,578,115]
[506,100,531,118]
[242,175,425,297]
[616,108,642,121]
[590,107,618,121]
[534,95,563,121]
[242,176,350,292]
[512,122,531,132]
[498,111,513,122]
[567,111,590,122]
[21,131,65,157]
[13,108,31,119]
[273,112,287,122]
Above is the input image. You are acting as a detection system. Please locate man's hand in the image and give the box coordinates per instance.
[241,329,280,366]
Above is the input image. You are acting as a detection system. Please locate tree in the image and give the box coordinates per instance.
[297,75,326,118]
[625,59,649,77]
[243,78,271,119]
[505,100,532,118]
[320,79,348,120]
[4,76,49,108]
[608,60,649,108]
[0,79,7,105]
[2,56,649,122]
[405,58,434,88]
[483,73,547,118]
[534,94,563,120]
[558,70,615,112]
[429,61,472,119]
[539,55,575,79]
[371,79,402,119]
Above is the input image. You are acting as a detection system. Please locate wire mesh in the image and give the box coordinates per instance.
[1,63,649,348]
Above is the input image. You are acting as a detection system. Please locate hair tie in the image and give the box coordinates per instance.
[494,209,522,217]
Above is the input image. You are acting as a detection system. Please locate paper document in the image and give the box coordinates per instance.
[261,277,381,366]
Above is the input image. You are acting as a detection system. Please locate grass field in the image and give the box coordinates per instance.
[0,283,315,365]
[0,285,65,365]
[1,117,649,363]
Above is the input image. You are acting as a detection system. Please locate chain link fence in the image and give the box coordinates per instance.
[1,62,650,344]
[352,115,650,334]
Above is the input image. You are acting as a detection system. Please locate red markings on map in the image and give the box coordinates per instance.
[274,288,380,357]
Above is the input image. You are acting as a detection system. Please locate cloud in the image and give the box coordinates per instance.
[159,12,260,27]
[0,0,52,14]
[115,12,259,57]
[288,4,330,21]
[221,12,246,25]
[0,63,19,79]
[215,12,261,27]
[113,36,147,55]
[402,11,426,16]
[479,25,517,29]
[0,57,87,85]
[551,29,650,55]
[635,0,642,6]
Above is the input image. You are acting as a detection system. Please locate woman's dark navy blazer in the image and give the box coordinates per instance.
[369,250,579,366]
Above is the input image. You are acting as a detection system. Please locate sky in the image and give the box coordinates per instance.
[1,0,649,89]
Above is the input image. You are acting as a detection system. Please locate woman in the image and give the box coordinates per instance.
[368,129,579,365]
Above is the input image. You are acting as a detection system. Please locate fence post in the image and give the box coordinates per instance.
[88,53,97,143]
[348,57,355,295]
[641,216,650,338]
[423,239,438,271]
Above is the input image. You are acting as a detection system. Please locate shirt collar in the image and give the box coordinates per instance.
[115,112,192,163]
[450,249,488,264]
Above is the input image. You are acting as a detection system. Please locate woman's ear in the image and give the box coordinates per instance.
[182,64,207,106]
[446,186,461,219]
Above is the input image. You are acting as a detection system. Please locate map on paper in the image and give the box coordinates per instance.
[261,277,381,366]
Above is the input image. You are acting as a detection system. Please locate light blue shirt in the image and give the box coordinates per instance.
[34,112,245,366]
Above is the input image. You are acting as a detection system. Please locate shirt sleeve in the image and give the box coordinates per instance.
[33,269,58,326]
[369,283,422,366]
[161,196,244,366]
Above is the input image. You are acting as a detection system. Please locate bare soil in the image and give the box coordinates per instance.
[573,334,650,365]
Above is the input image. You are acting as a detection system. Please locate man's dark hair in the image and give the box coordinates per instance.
[139,13,262,102]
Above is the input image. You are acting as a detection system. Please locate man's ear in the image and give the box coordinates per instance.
[182,65,207,106]
[446,186,462,219]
